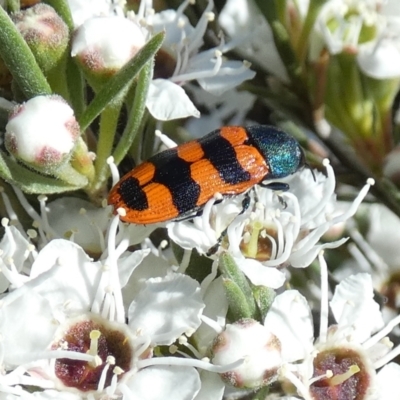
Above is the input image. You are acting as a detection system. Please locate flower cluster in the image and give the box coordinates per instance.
[1,0,400,400]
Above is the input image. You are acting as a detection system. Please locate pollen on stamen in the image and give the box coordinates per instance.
[322,158,330,167]
[205,12,215,21]
[105,285,114,293]
[260,229,267,238]
[79,208,87,215]
[242,231,251,244]
[186,328,195,337]
[367,178,375,186]
[177,18,186,28]
[213,192,223,201]
[169,345,178,354]
[101,198,108,208]
[179,335,188,345]
[255,202,264,210]
[243,60,252,68]
[117,207,127,217]
[113,366,124,375]
[107,355,116,365]
[1,218,9,227]
[27,229,37,239]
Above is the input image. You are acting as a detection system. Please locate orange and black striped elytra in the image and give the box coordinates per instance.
[108,125,306,224]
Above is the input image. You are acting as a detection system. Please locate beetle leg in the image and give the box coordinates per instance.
[259,181,289,191]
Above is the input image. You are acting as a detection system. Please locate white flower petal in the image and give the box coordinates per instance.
[128,274,204,344]
[1,288,55,366]
[330,273,384,343]
[357,40,400,79]
[122,253,170,309]
[197,60,256,96]
[238,258,286,288]
[194,277,228,354]
[47,197,110,255]
[377,363,400,399]
[194,371,225,400]
[146,80,200,121]
[264,290,314,363]
[126,366,201,400]
[29,240,101,312]
[118,248,150,287]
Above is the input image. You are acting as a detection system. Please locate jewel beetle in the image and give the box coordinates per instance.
[108,125,306,224]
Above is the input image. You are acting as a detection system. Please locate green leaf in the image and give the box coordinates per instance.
[66,56,86,118]
[253,286,276,321]
[78,31,165,132]
[0,152,85,194]
[113,59,153,165]
[219,253,258,320]
[223,278,254,321]
[0,7,51,98]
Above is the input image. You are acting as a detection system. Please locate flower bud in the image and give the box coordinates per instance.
[12,4,69,73]
[5,95,80,173]
[211,319,282,389]
[71,16,146,88]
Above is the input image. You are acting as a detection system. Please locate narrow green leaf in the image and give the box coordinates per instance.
[113,59,153,165]
[223,278,254,321]
[219,253,258,319]
[0,7,51,98]
[78,31,164,132]
[0,152,85,194]
[66,56,86,118]
[253,286,276,321]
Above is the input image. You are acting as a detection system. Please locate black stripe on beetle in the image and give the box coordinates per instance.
[151,148,201,214]
[199,133,251,185]
[118,176,148,211]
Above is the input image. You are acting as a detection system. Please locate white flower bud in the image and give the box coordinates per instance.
[5,95,80,172]
[71,16,146,82]
[211,319,282,389]
[12,4,69,73]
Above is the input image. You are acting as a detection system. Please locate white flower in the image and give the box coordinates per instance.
[131,0,255,120]
[313,0,400,78]
[337,204,400,330]
[66,0,124,28]
[168,160,373,288]
[5,96,80,171]
[71,16,146,75]
[0,209,212,399]
[0,219,33,293]
[268,254,400,400]
[185,85,256,138]
[211,319,282,389]
[219,0,288,82]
